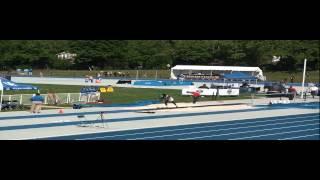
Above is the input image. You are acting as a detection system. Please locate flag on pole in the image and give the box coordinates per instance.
[0,79,3,91]
[0,79,3,111]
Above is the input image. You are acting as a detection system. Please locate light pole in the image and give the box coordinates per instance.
[167,64,171,79]
[136,64,143,80]
[0,79,3,112]
[300,58,307,99]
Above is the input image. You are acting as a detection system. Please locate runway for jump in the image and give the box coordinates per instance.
[39,113,319,140]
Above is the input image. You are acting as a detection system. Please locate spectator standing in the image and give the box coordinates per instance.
[199,84,209,89]
[310,85,318,99]
[290,74,295,83]
[215,87,220,100]
[288,86,297,100]
[89,76,94,83]
[85,75,89,83]
[30,93,44,113]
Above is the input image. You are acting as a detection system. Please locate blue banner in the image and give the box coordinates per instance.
[0,77,38,91]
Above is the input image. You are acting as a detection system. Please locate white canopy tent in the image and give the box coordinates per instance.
[170,65,265,80]
[0,78,38,111]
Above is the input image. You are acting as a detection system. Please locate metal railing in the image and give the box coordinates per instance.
[1,93,100,105]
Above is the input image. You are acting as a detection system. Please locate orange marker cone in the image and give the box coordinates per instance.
[59,109,64,114]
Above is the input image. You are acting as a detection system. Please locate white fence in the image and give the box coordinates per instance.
[2,93,100,105]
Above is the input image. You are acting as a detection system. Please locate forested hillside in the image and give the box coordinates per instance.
[0,40,318,72]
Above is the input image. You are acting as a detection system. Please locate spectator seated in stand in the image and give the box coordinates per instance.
[177,74,185,81]
[199,84,209,89]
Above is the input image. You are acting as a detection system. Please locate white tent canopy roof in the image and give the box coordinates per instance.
[171,65,264,80]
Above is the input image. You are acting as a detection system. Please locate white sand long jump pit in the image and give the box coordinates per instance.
[153,104,252,113]
[125,101,254,114]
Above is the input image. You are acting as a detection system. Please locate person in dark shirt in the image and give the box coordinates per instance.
[160,94,178,108]
[288,86,297,100]
[215,87,220,100]
[30,93,44,113]
[199,84,209,89]
[290,75,295,83]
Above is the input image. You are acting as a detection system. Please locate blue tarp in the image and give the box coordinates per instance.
[0,77,38,91]
[80,86,100,93]
[223,72,257,80]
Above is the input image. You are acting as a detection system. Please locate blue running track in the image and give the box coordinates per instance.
[38,113,320,140]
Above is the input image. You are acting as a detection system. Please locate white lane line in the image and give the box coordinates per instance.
[178,123,319,140]
[278,134,320,140]
[76,114,319,140]
[128,121,319,140]
[229,128,320,140]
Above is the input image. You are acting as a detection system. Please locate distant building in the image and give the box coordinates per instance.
[57,52,77,60]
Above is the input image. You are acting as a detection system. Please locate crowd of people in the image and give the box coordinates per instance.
[84,71,131,83]
[85,72,102,83]
[104,71,130,77]
[177,73,220,81]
